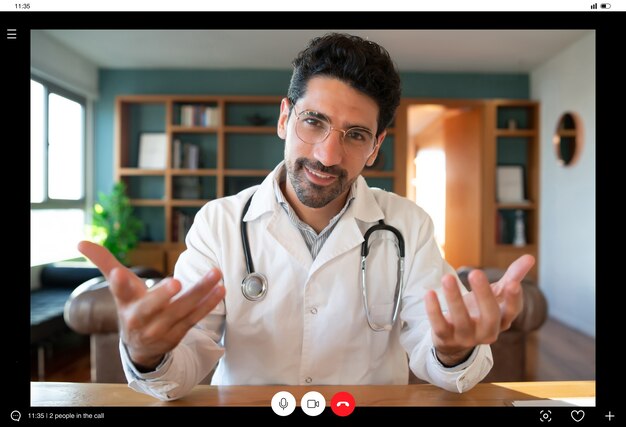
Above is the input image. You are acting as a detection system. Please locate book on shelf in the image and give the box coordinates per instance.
[496,211,505,244]
[496,209,528,245]
[172,210,195,243]
[172,140,201,169]
[179,104,220,127]
[180,105,194,126]
[204,107,220,127]
[172,139,182,169]
[183,143,200,169]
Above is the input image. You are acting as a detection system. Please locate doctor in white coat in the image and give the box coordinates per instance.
[79,33,534,401]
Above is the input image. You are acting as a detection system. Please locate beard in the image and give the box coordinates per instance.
[285,158,356,208]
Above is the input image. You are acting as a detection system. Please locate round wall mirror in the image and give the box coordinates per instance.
[553,112,583,166]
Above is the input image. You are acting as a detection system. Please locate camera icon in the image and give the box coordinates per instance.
[306,399,320,408]
[301,391,325,416]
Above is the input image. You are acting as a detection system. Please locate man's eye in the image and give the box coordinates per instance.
[346,130,368,142]
[303,117,325,128]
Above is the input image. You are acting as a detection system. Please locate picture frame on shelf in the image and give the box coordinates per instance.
[496,164,527,203]
[138,133,167,169]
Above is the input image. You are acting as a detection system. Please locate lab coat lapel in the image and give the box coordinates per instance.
[244,163,313,270]
[308,176,384,278]
[308,218,363,279]
[267,210,313,270]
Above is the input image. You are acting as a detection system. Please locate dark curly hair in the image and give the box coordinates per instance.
[287,33,401,136]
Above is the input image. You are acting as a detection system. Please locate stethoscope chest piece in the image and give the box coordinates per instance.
[241,194,268,301]
[241,272,268,301]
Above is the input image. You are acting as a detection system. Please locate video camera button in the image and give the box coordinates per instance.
[301,391,325,416]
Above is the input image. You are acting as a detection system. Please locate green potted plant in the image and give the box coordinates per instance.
[89,182,143,265]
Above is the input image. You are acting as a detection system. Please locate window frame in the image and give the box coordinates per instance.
[30,76,87,211]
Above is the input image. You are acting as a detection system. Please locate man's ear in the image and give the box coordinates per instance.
[366,131,386,167]
[277,98,291,140]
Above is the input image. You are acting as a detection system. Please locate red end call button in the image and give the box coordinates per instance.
[331,391,355,416]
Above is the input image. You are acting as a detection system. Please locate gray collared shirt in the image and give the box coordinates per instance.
[273,166,356,260]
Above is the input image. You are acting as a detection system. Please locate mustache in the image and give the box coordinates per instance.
[295,158,347,178]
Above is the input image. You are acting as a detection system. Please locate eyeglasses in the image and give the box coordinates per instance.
[292,106,377,157]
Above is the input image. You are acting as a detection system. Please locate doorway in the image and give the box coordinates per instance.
[404,100,484,269]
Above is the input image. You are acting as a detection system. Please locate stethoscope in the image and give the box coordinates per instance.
[240,193,405,332]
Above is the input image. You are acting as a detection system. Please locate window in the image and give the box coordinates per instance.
[30,78,87,266]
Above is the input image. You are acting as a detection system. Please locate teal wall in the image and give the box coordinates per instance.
[95,69,528,194]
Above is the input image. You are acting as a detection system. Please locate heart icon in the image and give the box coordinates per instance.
[571,410,585,422]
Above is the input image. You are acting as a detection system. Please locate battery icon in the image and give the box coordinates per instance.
[601,3,611,8]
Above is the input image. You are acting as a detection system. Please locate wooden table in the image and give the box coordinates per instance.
[31,381,595,407]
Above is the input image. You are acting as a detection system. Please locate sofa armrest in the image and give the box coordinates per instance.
[512,281,548,332]
[63,267,163,335]
[64,276,119,334]
[457,267,548,334]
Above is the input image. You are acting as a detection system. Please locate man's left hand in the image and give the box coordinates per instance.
[425,255,536,366]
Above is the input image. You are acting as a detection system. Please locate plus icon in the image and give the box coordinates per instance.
[605,411,615,421]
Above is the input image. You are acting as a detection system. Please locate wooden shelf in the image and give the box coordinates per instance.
[495,243,538,251]
[224,169,272,176]
[171,199,209,207]
[224,126,276,134]
[171,169,218,176]
[362,170,396,178]
[494,129,537,137]
[129,199,166,207]
[496,202,536,210]
[119,168,165,176]
[171,125,218,133]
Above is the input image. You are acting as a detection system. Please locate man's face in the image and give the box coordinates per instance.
[277,76,385,209]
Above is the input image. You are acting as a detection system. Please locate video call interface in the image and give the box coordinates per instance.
[9,4,616,424]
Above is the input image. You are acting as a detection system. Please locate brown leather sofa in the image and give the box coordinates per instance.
[64,267,547,383]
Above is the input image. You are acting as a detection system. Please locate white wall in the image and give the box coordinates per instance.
[531,32,595,337]
[30,30,99,99]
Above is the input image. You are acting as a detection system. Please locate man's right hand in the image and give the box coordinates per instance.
[77,241,226,371]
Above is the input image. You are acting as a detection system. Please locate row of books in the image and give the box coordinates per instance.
[173,139,201,169]
[172,210,195,243]
[178,105,220,127]
[174,176,201,200]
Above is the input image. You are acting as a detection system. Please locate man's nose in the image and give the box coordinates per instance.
[313,129,344,166]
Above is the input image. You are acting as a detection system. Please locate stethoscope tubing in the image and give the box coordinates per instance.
[240,192,405,331]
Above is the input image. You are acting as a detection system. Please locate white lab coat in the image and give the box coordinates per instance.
[121,162,493,400]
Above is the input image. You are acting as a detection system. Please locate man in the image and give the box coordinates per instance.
[79,33,534,401]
